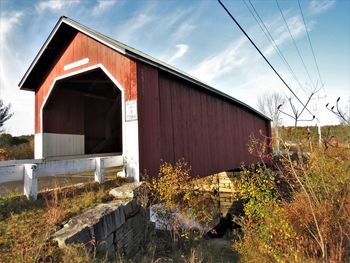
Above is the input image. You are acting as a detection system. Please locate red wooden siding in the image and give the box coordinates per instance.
[137,63,161,175]
[138,66,270,177]
[35,32,137,133]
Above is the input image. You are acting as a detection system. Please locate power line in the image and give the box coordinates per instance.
[297,0,325,92]
[276,0,317,92]
[243,0,306,95]
[217,0,316,119]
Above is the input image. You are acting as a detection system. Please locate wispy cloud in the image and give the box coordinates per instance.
[263,14,313,56]
[36,0,80,12]
[115,13,154,43]
[167,44,189,64]
[0,11,23,92]
[92,0,118,16]
[0,11,34,135]
[0,12,22,44]
[309,0,336,15]
[189,8,317,86]
[172,21,197,41]
[189,38,247,83]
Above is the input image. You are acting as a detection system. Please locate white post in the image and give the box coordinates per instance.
[95,157,104,183]
[24,164,38,200]
[318,121,322,146]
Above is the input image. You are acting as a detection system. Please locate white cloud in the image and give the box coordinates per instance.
[163,9,193,31]
[92,0,118,16]
[189,38,247,83]
[36,0,80,12]
[263,14,313,56]
[0,11,23,97]
[188,10,314,84]
[0,12,22,43]
[309,0,336,15]
[0,11,34,135]
[115,13,154,43]
[172,21,197,41]
[167,44,189,64]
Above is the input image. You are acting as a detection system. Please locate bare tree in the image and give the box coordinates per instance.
[257,92,286,152]
[278,95,316,128]
[0,99,13,132]
[326,97,350,126]
[257,92,286,127]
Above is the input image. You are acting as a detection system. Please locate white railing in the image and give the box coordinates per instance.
[0,155,124,200]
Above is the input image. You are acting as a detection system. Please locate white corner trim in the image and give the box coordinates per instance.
[124,120,139,182]
[39,64,126,159]
[34,133,43,159]
[64,58,89,71]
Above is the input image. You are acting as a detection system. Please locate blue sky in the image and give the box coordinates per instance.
[0,0,349,135]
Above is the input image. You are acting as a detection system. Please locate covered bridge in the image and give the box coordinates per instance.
[19,16,271,181]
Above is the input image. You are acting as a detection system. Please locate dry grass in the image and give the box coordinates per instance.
[233,134,350,262]
[44,187,67,225]
[134,229,238,263]
[0,177,125,262]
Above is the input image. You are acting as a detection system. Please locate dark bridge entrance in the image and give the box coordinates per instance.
[42,68,122,156]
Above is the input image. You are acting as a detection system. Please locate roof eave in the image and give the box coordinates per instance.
[18,16,271,121]
[125,50,272,121]
[18,17,67,91]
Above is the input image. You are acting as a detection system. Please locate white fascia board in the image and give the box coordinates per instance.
[19,18,126,90]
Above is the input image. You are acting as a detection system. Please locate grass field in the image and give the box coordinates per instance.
[0,177,126,262]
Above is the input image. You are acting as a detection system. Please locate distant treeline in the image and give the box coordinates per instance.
[278,125,349,143]
[0,134,34,160]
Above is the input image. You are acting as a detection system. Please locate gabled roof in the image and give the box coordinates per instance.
[19,16,271,121]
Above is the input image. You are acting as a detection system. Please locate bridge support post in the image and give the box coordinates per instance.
[95,157,105,183]
[24,164,38,200]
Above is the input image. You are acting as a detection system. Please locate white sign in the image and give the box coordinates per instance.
[64,58,89,71]
[125,100,137,121]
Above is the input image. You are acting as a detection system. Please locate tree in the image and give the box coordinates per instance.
[0,99,13,132]
[339,104,350,125]
[257,92,286,152]
[257,92,286,127]
[326,97,350,126]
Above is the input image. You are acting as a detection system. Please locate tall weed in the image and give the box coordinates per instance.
[233,132,350,262]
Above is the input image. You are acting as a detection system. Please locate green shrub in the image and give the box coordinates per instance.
[233,135,350,262]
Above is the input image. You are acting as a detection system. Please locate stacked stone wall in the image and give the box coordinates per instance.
[52,183,152,259]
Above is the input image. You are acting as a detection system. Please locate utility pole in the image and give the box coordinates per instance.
[312,93,326,146]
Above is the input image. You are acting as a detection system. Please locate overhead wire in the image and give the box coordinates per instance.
[242,0,305,96]
[217,0,317,119]
[275,0,317,93]
[297,0,326,96]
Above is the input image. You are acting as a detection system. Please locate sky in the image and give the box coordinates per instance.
[0,0,349,135]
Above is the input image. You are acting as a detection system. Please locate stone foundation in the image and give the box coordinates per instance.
[193,171,241,193]
[52,183,153,259]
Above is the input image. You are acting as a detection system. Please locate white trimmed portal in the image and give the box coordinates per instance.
[35,64,139,181]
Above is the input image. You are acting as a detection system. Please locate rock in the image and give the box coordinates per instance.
[52,199,128,247]
[52,224,92,247]
[51,186,152,260]
[123,199,140,218]
[109,182,142,199]
[96,233,114,253]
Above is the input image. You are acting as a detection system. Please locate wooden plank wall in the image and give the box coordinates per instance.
[137,63,161,176]
[138,67,270,178]
[35,32,137,133]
